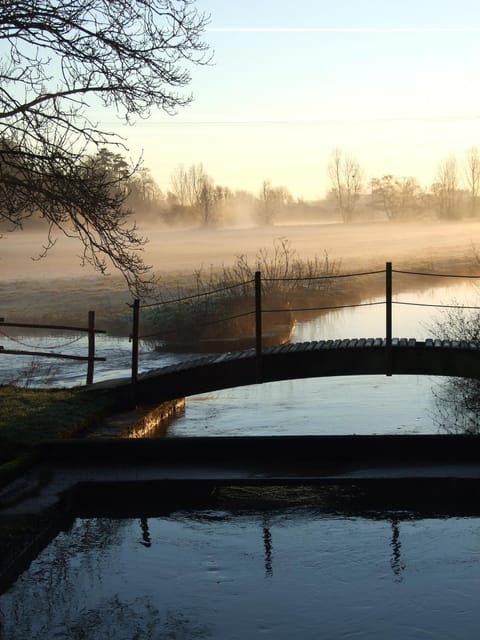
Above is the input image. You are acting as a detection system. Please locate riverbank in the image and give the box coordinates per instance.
[0,386,116,479]
[0,386,186,589]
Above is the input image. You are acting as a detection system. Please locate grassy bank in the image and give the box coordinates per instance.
[0,385,117,589]
[0,386,115,480]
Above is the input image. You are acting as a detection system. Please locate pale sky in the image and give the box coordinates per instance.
[110,0,480,200]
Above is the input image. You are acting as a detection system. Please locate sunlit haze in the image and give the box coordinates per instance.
[102,0,480,200]
[4,0,480,287]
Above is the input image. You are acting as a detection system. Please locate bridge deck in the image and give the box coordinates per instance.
[121,337,480,404]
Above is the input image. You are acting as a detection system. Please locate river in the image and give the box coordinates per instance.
[2,511,480,639]
[167,279,480,437]
[1,279,479,436]
[1,279,480,639]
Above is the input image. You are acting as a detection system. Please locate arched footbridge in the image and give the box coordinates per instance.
[131,337,480,404]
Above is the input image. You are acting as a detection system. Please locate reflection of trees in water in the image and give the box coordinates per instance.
[0,502,425,638]
[0,516,211,640]
[2,596,210,640]
[63,600,210,640]
[431,305,480,434]
[434,377,480,434]
[52,517,129,555]
[0,518,131,640]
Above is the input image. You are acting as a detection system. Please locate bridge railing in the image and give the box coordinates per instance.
[128,262,480,383]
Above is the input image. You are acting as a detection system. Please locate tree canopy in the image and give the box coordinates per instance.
[0,0,210,293]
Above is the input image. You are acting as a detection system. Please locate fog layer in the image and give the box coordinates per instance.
[1,219,479,281]
[1,220,478,330]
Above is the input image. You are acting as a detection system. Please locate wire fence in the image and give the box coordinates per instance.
[127,262,480,383]
[4,262,480,388]
[0,312,106,385]
[137,264,480,335]
[140,279,255,310]
[262,268,385,282]
[140,268,480,310]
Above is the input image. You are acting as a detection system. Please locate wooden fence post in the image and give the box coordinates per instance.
[386,261,392,376]
[131,299,140,384]
[86,310,95,385]
[255,271,263,382]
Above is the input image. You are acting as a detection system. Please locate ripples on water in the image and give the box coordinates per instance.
[1,508,480,639]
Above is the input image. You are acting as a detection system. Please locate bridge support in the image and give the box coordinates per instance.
[129,298,140,407]
[86,310,95,386]
[386,261,392,376]
[255,270,263,382]
[131,299,140,384]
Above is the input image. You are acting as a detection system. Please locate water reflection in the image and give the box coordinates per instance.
[139,517,151,548]
[2,506,480,640]
[390,519,405,582]
[262,521,273,578]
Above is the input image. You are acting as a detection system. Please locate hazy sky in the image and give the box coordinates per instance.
[109,0,480,200]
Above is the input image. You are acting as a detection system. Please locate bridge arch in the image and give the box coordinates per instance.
[133,338,480,404]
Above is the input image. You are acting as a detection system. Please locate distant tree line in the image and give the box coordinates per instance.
[162,145,480,226]
[18,145,480,233]
[328,146,480,223]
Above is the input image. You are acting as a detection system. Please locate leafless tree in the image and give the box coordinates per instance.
[0,0,210,294]
[170,165,191,208]
[327,149,363,223]
[465,146,480,217]
[432,155,459,219]
[186,163,208,211]
[197,173,216,225]
[257,180,292,225]
[170,163,225,225]
[370,175,424,221]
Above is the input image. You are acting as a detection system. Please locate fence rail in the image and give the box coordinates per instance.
[129,261,480,384]
[6,262,477,390]
[0,311,106,385]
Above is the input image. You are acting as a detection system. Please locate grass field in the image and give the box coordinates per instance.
[0,386,114,475]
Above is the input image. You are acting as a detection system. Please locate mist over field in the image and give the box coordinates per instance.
[2,219,479,280]
[1,218,479,331]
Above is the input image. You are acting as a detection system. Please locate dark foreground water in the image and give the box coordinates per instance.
[1,504,480,639]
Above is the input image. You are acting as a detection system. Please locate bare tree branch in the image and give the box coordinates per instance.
[0,0,211,295]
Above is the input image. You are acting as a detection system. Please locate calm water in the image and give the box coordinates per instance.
[1,510,480,639]
[168,281,480,437]
[0,332,184,388]
[1,281,480,638]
